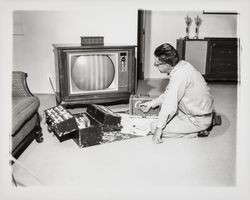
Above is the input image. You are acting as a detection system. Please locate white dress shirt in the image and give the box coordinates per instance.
[149,60,214,130]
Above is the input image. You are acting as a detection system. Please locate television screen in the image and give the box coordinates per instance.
[68,53,118,94]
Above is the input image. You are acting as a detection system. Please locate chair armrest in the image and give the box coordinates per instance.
[12,71,33,97]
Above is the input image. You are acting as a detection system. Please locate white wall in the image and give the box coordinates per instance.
[144,11,238,79]
[13,9,138,93]
[12,9,239,92]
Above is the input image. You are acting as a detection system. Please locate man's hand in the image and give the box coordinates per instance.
[139,101,152,113]
[152,127,163,144]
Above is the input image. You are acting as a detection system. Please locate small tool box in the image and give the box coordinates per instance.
[129,94,159,118]
[44,104,122,148]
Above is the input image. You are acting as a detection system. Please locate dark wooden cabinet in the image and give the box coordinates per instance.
[52,44,137,106]
[176,38,238,81]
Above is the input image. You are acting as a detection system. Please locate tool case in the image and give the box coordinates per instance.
[44,105,78,142]
[44,104,122,147]
[129,94,159,118]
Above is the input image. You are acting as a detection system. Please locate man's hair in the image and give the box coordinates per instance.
[154,43,179,66]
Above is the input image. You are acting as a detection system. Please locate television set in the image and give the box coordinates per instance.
[52,44,137,107]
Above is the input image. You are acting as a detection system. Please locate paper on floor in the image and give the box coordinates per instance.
[118,113,158,136]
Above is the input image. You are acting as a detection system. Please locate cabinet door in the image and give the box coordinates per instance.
[185,40,208,75]
[206,39,238,80]
[176,39,208,75]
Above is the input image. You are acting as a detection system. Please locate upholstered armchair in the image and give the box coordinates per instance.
[12,71,43,158]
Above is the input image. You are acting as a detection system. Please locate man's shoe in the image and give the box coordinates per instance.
[199,113,222,137]
[212,114,222,126]
[198,130,210,137]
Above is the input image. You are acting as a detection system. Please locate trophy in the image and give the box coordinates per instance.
[194,15,202,39]
[184,15,192,39]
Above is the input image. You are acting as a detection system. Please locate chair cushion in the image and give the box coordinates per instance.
[12,114,38,151]
[12,96,40,136]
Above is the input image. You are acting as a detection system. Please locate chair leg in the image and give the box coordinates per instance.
[35,112,44,143]
[35,128,44,143]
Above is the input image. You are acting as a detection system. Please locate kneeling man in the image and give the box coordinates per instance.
[140,43,214,144]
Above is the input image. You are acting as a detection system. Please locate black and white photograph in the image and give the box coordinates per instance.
[1,0,250,200]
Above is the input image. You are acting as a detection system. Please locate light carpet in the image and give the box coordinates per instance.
[11,81,237,188]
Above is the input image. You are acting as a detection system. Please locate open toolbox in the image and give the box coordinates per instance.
[44,104,122,148]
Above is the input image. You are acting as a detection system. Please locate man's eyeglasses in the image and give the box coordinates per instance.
[154,61,166,67]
